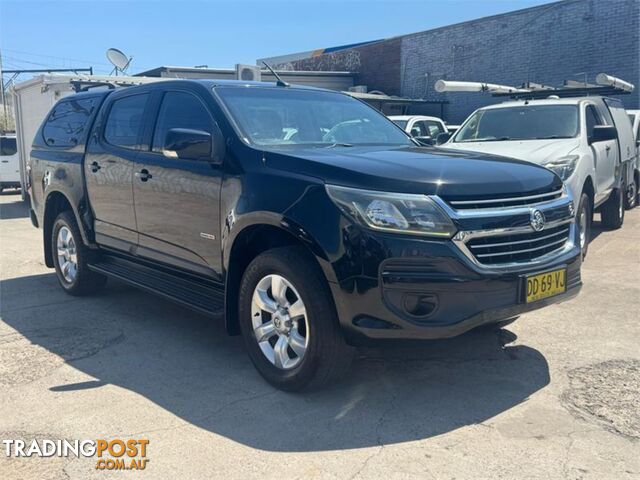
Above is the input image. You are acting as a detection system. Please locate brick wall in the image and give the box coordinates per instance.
[272,38,403,96]
[270,0,639,123]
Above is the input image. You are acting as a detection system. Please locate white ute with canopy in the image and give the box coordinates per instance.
[438,74,638,259]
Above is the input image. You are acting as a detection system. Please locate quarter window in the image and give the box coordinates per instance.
[104,94,149,149]
[152,91,213,153]
[43,98,97,147]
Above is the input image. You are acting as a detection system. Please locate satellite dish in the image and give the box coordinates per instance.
[106,48,132,76]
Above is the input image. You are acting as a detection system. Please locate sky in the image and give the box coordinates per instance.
[1,0,554,78]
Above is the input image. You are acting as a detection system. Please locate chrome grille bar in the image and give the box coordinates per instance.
[448,188,564,210]
[469,226,569,250]
[475,237,568,259]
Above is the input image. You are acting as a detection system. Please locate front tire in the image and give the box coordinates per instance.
[576,193,591,260]
[238,246,353,391]
[51,211,106,296]
[600,187,625,230]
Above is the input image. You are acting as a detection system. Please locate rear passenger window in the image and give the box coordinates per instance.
[104,94,149,150]
[152,91,213,152]
[0,137,17,156]
[43,98,97,147]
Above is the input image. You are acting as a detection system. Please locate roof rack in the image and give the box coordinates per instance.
[436,73,634,100]
[67,75,163,92]
[492,85,632,99]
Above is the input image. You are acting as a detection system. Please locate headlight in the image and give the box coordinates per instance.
[543,155,579,181]
[326,185,456,237]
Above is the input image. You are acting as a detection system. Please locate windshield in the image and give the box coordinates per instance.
[454,105,579,142]
[215,87,412,147]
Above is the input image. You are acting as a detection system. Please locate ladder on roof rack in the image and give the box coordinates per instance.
[435,73,634,100]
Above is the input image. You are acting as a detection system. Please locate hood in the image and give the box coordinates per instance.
[263,145,562,200]
[443,138,580,165]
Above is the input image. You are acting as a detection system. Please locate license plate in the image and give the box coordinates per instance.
[525,268,566,303]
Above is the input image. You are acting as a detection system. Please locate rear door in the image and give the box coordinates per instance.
[0,136,19,184]
[132,87,223,279]
[85,90,152,250]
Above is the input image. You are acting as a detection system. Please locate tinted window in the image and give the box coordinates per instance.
[104,94,149,149]
[216,87,411,147]
[0,137,17,156]
[152,91,213,152]
[454,105,579,143]
[43,98,97,147]
[585,105,602,138]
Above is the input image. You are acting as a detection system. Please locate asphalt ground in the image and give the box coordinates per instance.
[0,189,638,479]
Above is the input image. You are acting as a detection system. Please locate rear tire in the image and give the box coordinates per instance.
[600,187,625,230]
[625,174,638,210]
[576,193,591,260]
[51,211,107,296]
[238,246,353,391]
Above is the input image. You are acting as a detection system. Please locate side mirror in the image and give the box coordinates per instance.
[589,125,617,144]
[414,136,434,146]
[163,128,225,162]
[436,132,452,145]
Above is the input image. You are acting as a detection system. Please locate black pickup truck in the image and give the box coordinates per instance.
[27,79,581,390]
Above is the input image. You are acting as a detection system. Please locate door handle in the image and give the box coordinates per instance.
[90,161,101,173]
[135,169,152,182]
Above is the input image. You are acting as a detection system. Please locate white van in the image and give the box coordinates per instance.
[0,134,20,193]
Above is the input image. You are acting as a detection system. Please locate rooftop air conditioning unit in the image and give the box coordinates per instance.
[236,64,262,82]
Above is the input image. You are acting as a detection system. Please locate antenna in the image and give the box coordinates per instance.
[261,61,289,87]
[106,48,132,76]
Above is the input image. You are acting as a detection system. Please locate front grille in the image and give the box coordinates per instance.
[466,223,571,265]
[448,188,563,210]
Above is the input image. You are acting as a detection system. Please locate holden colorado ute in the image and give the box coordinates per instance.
[26,79,581,390]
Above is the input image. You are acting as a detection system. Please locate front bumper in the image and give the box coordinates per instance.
[330,232,581,342]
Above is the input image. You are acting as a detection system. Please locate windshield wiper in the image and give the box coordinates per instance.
[324,142,354,148]
[534,135,572,139]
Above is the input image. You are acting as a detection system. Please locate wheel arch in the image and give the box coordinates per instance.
[582,175,595,218]
[42,190,90,268]
[223,219,336,336]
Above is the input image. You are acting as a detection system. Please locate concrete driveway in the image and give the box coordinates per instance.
[0,190,638,479]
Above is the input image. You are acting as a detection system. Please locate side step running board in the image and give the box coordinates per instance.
[89,255,224,316]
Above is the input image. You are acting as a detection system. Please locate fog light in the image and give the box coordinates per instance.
[402,293,438,318]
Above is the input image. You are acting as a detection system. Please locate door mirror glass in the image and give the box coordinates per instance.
[436,132,452,145]
[589,125,617,144]
[163,128,212,160]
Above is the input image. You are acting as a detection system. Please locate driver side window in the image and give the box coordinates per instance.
[585,105,602,139]
[152,91,213,153]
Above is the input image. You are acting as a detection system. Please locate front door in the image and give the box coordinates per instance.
[85,91,151,249]
[585,104,617,199]
[133,88,223,279]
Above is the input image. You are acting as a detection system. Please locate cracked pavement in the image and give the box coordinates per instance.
[0,191,638,479]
